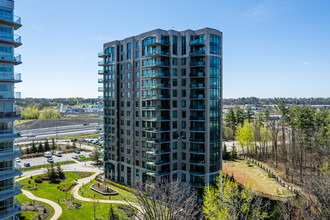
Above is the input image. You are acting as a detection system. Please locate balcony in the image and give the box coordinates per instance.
[0,14,22,30]
[146,50,170,57]
[0,182,22,200]
[98,69,107,75]
[146,72,170,78]
[98,96,103,100]
[0,73,22,83]
[98,78,105,83]
[189,159,205,165]
[98,60,106,66]
[98,52,107,57]
[0,145,21,160]
[189,50,205,56]
[189,105,205,110]
[0,129,21,139]
[190,169,205,176]
[0,92,21,100]
[145,39,169,46]
[0,34,22,47]
[189,38,204,45]
[190,148,206,154]
[0,54,22,65]
[144,61,170,68]
[98,87,104,92]
[146,148,171,155]
[190,61,205,67]
[0,198,22,219]
[189,94,205,99]
[146,127,171,132]
[0,111,21,120]
[0,164,22,180]
[189,115,205,121]
[190,72,205,77]
[146,138,170,144]
[189,83,205,89]
[189,137,205,143]
[190,127,206,132]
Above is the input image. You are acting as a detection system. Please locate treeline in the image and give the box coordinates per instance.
[224,97,330,105]
[22,107,61,119]
[225,101,330,185]
[16,97,100,109]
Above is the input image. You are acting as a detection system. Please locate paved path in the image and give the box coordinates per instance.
[71,171,144,219]
[22,189,62,220]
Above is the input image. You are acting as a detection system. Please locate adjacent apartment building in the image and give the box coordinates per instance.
[98,28,222,198]
[0,0,22,219]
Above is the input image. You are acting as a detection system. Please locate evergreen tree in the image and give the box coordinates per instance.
[31,141,37,153]
[47,163,57,182]
[44,140,50,151]
[51,139,56,151]
[56,163,65,179]
[37,142,44,152]
[222,144,231,160]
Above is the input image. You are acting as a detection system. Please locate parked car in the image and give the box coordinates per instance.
[15,158,21,163]
[27,134,36,137]
[24,163,30,167]
[55,151,62,157]
[72,155,78,159]
[44,151,52,158]
[78,154,85,158]
[83,123,89,126]
[74,150,80,154]
[47,158,54,163]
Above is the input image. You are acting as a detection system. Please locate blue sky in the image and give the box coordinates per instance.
[14,0,330,98]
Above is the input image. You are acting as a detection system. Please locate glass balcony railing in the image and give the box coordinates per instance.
[98,87,104,92]
[0,129,21,136]
[0,111,21,119]
[190,127,206,132]
[0,54,21,63]
[0,182,22,195]
[0,145,21,155]
[190,72,205,77]
[190,105,205,110]
[189,94,205,99]
[189,50,205,56]
[0,198,22,219]
[190,61,205,66]
[0,34,21,44]
[190,159,205,165]
[146,50,170,56]
[98,69,106,74]
[145,39,169,46]
[15,92,21,99]
[0,73,21,82]
[0,13,21,25]
[190,83,205,88]
[190,147,205,154]
[190,38,205,45]
[0,92,21,99]
[0,164,21,175]
[98,52,107,57]
[189,115,205,121]
[189,137,205,143]
[98,60,105,66]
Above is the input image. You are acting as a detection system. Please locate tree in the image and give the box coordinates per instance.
[90,149,101,165]
[245,106,253,123]
[44,140,50,152]
[25,146,30,154]
[127,180,200,220]
[51,139,56,151]
[235,120,255,155]
[235,106,245,126]
[37,142,44,153]
[91,197,100,219]
[56,163,65,179]
[224,107,236,139]
[47,163,58,182]
[203,172,269,220]
[31,141,37,153]
[222,144,231,160]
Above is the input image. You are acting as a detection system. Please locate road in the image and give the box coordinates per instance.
[16,123,102,142]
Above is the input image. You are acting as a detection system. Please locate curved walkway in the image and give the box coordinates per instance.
[71,171,144,219]
[22,189,62,220]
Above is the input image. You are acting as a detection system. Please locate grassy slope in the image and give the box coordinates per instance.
[19,172,134,220]
[222,159,294,199]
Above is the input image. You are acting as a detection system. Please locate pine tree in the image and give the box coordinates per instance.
[37,142,44,152]
[44,140,50,151]
[51,139,56,151]
[56,163,65,179]
[31,141,37,153]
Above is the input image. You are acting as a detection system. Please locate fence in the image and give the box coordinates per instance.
[247,157,299,198]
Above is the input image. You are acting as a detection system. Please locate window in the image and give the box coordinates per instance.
[127,101,130,107]
[173,142,177,150]
[182,89,186,97]
[173,163,177,171]
[136,51,139,58]
[173,121,177,129]
[172,68,177,76]
[181,58,186,65]
[121,45,124,52]
[127,73,130,79]
[172,100,177,108]
[172,79,177,87]
[136,72,139,78]
[136,40,139,48]
[136,61,139,68]
[173,90,177,97]
[181,79,186,86]
[136,82,139,88]
[127,121,130,126]
[181,100,186,108]
[127,63,131,69]
[173,111,177,118]
[182,111,186,118]
[182,142,186,149]
[182,153,186,160]
[172,36,178,55]
[181,36,186,55]
[173,153,177,160]
[136,101,139,107]
[182,121,186,129]
[173,58,177,66]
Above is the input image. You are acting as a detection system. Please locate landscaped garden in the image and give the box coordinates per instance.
[19,171,137,219]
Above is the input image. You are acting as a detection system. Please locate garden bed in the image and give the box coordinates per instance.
[21,201,51,220]
[90,183,119,196]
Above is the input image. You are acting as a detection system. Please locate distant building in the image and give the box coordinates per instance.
[0,0,23,218]
[98,28,223,199]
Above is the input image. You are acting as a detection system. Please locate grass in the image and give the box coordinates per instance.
[222,159,294,199]
[56,132,101,140]
[16,193,55,220]
[77,157,91,162]
[19,171,136,220]
[78,179,138,203]
[22,160,76,172]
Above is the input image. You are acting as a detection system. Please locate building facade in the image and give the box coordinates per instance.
[0,0,22,219]
[98,28,222,198]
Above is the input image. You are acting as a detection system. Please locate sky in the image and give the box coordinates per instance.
[14,0,330,98]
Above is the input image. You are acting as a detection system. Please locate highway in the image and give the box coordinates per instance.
[16,123,102,142]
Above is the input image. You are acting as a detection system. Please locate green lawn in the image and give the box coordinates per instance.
[78,179,138,203]
[22,160,76,172]
[56,132,101,140]
[16,193,55,220]
[19,171,136,220]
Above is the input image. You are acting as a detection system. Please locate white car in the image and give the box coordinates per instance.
[72,155,78,159]
[15,158,21,163]
[55,151,62,157]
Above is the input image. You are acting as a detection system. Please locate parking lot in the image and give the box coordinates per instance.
[19,151,90,167]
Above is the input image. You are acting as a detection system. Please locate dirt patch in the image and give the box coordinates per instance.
[21,201,51,220]
[72,171,94,178]
[60,198,82,210]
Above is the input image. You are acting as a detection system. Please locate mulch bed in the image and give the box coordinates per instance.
[21,201,50,220]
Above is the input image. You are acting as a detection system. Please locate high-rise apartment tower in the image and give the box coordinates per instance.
[98,28,222,198]
[0,0,22,219]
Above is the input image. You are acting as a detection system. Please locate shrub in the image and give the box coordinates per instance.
[34,177,43,183]
[57,182,77,192]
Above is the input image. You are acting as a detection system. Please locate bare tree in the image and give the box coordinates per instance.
[126,180,200,220]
